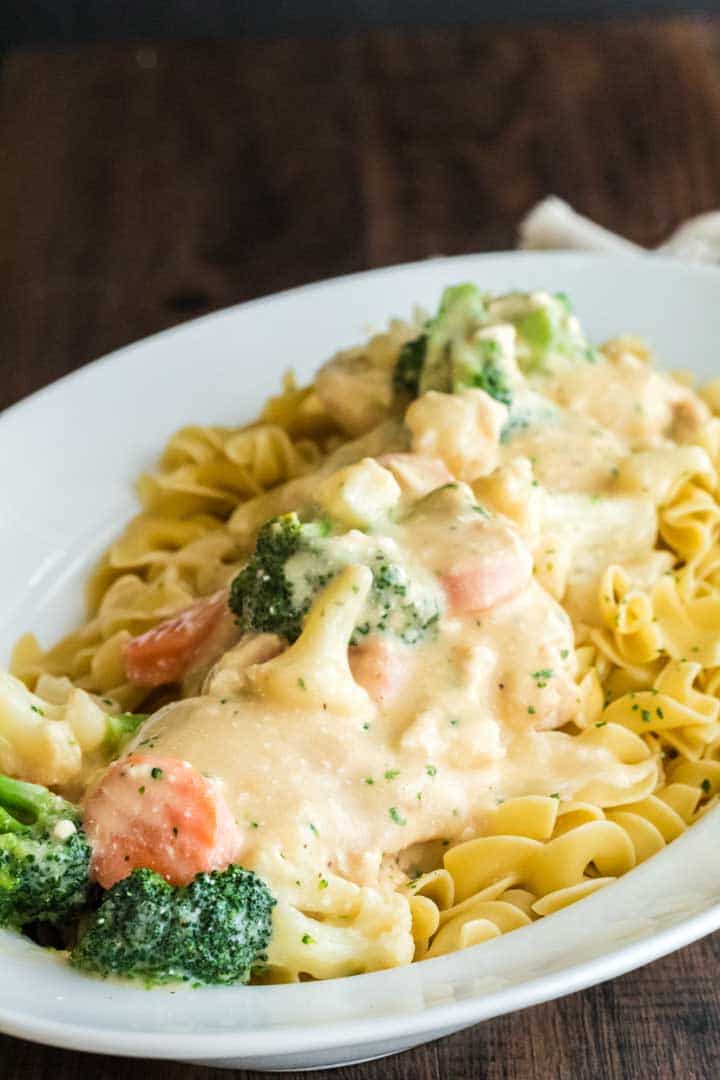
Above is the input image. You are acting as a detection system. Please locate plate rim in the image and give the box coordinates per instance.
[1,884,719,1061]
[2,248,720,1063]
[3,246,720,427]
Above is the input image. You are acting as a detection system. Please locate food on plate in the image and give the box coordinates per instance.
[3,284,720,985]
[71,865,275,985]
[0,774,91,928]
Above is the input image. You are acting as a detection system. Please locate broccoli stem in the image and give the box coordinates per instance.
[0,774,55,825]
[0,807,23,834]
[103,713,149,759]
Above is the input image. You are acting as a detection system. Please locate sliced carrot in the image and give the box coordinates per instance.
[84,753,241,888]
[349,638,409,706]
[122,591,228,687]
[441,540,532,614]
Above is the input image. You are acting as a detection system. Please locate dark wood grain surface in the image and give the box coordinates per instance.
[2,16,720,1079]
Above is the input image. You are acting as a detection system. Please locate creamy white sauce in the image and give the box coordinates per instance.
[122,321,707,919]
[126,473,649,898]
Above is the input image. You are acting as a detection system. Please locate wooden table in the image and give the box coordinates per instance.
[2,16,720,1079]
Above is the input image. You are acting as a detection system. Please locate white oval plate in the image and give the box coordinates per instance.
[2,252,720,1072]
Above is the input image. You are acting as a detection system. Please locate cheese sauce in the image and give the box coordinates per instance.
[124,466,657,896]
[95,295,709,938]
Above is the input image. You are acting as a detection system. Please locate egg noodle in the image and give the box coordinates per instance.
[4,286,720,982]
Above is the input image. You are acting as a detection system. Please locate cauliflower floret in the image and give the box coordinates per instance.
[0,670,108,787]
[405,388,508,481]
[267,886,413,978]
[375,453,454,499]
[473,455,543,548]
[318,458,401,529]
[246,566,375,716]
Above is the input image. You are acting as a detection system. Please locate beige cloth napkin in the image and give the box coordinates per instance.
[518,196,720,263]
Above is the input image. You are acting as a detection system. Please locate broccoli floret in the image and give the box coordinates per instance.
[393,285,599,403]
[352,557,440,645]
[229,513,331,642]
[465,338,512,405]
[71,865,276,986]
[422,283,490,394]
[392,335,427,397]
[229,515,443,646]
[500,291,596,371]
[102,712,148,759]
[392,284,512,406]
[0,774,91,928]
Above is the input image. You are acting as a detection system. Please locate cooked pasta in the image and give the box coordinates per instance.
[2,284,719,986]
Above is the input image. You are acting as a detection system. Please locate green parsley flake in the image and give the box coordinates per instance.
[532,669,554,688]
[151,767,164,780]
[297,677,307,690]
[595,720,607,728]
[30,704,45,716]
[701,778,712,794]
[425,764,437,777]
[384,769,400,780]
[318,878,329,890]
[301,934,315,945]
[389,807,406,826]
[641,709,651,723]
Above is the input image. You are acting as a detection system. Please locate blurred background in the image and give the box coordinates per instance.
[2,1,720,403]
[2,1,719,43]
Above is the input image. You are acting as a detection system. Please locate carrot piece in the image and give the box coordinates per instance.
[84,753,240,888]
[122,592,227,687]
